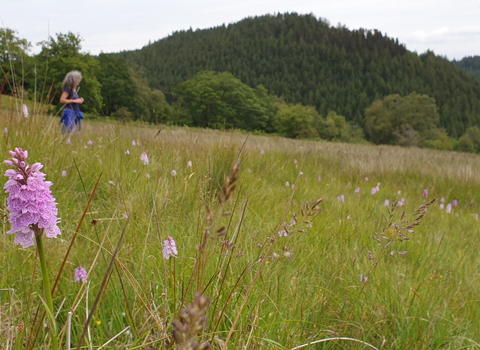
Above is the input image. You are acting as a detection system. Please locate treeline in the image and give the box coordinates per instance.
[0,30,170,122]
[0,30,365,143]
[2,15,480,153]
[119,13,480,139]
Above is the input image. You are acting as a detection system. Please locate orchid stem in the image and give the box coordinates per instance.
[36,233,58,350]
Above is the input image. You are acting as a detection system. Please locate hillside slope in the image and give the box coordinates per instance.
[454,56,480,82]
[120,13,480,137]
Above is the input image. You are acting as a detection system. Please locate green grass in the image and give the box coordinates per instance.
[1,107,480,349]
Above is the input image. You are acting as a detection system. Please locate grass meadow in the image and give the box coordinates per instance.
[1,102,480,349]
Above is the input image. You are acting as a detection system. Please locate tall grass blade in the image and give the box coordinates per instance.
[75,217,130,350]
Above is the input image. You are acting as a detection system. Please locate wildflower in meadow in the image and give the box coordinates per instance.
[285,181,290,187]
[439,204,444,210]
[141,152,149,165]
[62,170,67,177]
[299,171,303,176]
[257,243,263,248]
[398,198,406,207]
[318,176,321,181]
[453,199,458,207]
[260,150,265,155]
[398,190,401,195]
[355,187,360,193]
[109,181,115,185]
[138,142,142,146]
[360,274,368,283]
[278,230,288,237]
[294,159,297,164]
[4,127,7,133]
[125,150,130,155]
[337,194,344,202]
[371,188,377,195]
[446,203,452,214]
[4,148,61,248]
[132,140,136,146]
[74,266,87,283]
[22,104,29,117]
[163,236,178,259]
[87,140,94,146]
[146,173,150,179]
[441,197,445,203]
[423,189,428,198]
[365,177,368,181]
[187,160,192,167]
[171,170,177,177]
[66,138,71,145]
[4,148,61,347]
[384,199,390,207]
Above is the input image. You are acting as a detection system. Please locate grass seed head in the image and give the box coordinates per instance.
[220,159,240,203]
[173,293,211,350]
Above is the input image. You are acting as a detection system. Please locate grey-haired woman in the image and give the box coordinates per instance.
[59,71,84,132]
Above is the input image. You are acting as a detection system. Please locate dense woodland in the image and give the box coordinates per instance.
[454,56,480,82]
[120,14,480,138]
[2,13,480,152]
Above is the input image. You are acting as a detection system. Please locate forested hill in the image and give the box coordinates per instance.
[454,56,480,82]
[119,13,480,138]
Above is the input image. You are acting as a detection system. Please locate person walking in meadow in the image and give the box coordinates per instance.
[59,70,84,133]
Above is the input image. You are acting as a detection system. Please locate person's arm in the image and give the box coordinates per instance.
[60,91,84,104]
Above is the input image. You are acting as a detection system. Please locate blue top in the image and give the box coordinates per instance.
[63,88,80,112]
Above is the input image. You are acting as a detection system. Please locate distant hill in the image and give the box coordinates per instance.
[120,13,480,138]
[454,56,480,82]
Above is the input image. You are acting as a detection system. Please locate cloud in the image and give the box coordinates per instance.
[409,26,480,44]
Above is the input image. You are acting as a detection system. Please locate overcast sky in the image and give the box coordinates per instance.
[2,0,479,60]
